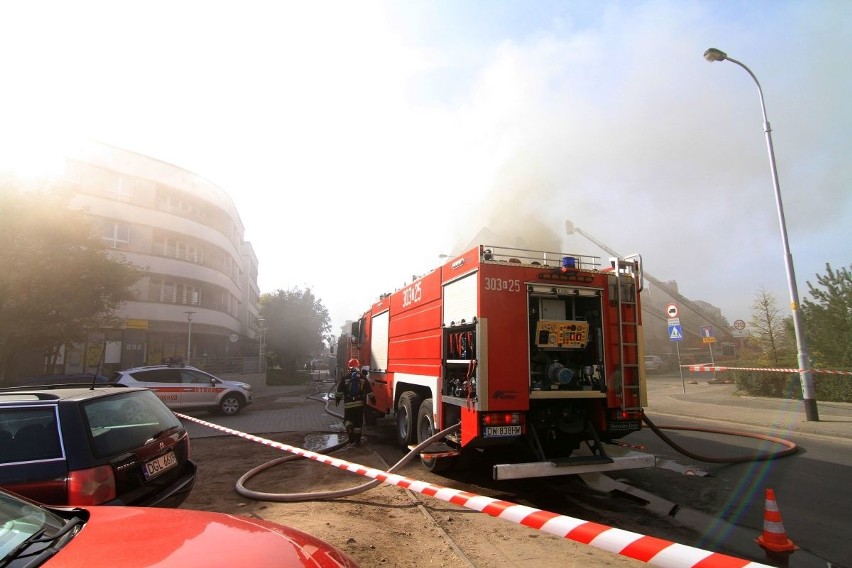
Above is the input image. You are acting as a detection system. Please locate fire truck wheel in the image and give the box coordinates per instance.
[396,391,421,447]
[416,398,456,473]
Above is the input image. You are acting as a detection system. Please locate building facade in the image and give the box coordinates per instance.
[55,142,262,376]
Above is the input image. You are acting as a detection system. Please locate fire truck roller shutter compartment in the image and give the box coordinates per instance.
[371,311,389,371]
[442,272,478,327]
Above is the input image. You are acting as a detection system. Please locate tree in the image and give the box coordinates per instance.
[259,287,330,374]
[748,286,793,365]
[0,184,142,381]
[801,263,852,368]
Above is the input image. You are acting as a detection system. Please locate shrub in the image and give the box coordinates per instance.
[733,360,852,402]
[814,372,852,403]
[265,368,311,386]
[733,368,799,399]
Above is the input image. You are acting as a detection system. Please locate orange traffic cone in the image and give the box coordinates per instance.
[756,488,797,566]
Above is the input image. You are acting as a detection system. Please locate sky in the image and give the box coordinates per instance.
[1,0,849,336]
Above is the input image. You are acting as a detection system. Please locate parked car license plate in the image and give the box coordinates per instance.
[143,451,177,481]
[484,425,521,437]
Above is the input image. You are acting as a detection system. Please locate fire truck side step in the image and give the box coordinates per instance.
[553,455,613,467]
[492,449,656,480]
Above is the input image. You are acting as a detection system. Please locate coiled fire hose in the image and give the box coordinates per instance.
[235,386,460,502]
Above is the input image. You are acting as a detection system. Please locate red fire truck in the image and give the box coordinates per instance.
[338,244,654,480]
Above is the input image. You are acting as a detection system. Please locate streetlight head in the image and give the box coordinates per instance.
[703,48,728,62]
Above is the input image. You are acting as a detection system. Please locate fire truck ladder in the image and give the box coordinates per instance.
[612,256,642,414]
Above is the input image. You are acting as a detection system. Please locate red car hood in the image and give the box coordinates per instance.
[50,506,359,568]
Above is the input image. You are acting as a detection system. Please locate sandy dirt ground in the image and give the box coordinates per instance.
[181,431,648,567]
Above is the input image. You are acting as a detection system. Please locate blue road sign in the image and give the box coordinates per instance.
[668,324,683,342]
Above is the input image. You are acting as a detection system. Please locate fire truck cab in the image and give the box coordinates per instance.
[339,244,654,480]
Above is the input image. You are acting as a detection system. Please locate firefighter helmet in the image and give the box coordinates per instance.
[347,358,360,369]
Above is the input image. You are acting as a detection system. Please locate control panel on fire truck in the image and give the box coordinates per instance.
[535,320,589,349]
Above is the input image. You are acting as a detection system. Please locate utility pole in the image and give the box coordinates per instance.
[184,311,196,364]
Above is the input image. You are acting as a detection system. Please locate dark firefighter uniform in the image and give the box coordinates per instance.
[335,359,373,445]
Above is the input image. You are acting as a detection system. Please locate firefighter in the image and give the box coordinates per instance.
[335,358,373,445]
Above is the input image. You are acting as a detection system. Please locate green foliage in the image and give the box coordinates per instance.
[813,373,852,403]
[801,263,852,368]
[733,262,852,404]
[748,287,795,365]
[736,369,852,403]
[259,287,330,375]
[732,359,801,399]
[265,367,312,386]
[734,363,852,404]
[0,184,141,380]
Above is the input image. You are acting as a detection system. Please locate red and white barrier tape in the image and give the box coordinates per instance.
[686,365,852,375]
[177,413,771,568]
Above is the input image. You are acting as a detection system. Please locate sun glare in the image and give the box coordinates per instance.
[0,132,81,181]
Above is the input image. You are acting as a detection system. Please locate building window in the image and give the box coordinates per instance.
[148,279,200,306]
[102,222,130,249]
[106,174,134,200]
[164,238,204,264]
[185,286,200,306]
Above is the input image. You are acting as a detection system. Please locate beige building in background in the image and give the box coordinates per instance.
[55,141,262,375]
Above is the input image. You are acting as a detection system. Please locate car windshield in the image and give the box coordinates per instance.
[0,490,64,558]
[83,390,183,458]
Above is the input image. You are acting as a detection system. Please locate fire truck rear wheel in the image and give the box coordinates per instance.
[396,391,421,447]
[417,398,456,473]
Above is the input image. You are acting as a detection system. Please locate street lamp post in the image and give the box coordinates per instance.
[704,47,819,421]
[257,317,266,372]
[184,311,196,364]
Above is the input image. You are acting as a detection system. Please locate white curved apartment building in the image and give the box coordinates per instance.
[61,142,261,373]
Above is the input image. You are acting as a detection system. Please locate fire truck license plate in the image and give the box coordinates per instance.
[485,425,521,437]
[143,451,177,481]
[609,421,641,431]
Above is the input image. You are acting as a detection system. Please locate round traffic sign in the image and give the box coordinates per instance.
[666,304,678,318]
[734,319,746,330]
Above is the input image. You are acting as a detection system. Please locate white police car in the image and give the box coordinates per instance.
[111,365,253,415]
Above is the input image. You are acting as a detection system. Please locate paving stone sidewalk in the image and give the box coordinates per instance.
[644,376,852,441]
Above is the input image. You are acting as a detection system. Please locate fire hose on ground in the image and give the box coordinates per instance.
[234,383,460,502]
[641,413,798,463]
[234,418,460,502]
[233,384,797,504]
